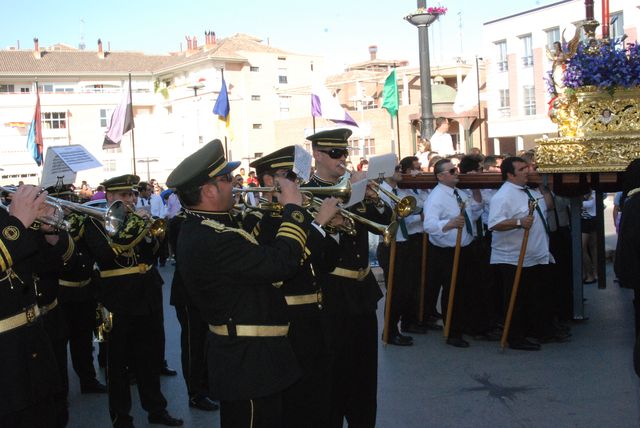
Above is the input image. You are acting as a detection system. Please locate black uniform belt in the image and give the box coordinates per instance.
[39,298,58,315]
[59,278,92,288]
[208,324,289,337]
[284,292,322,306]
[99,263,152,278]
[330,266,371,281]
[0,305,40,334]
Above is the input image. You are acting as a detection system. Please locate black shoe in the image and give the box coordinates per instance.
[388,335,413,346]
[446,337,470,348]
[537,332,571,344]
[402,324,428,334]
[161,361,178,376]
[80,379,108,394]
[426,321,444,331]
[509,338,541,351]
[189,395,219,411]
[472,330,502,342]
[148,411,183,426]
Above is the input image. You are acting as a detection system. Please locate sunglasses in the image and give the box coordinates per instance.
[213,173,233,183]
[319,148,349,159]
[439,167,458,175]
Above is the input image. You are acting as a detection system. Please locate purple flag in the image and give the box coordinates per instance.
[311,81,358,127]
[103,83,134,149]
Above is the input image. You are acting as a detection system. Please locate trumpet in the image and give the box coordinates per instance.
[0,185,69,230]
[369,181,417,218]
[232,176,352,203]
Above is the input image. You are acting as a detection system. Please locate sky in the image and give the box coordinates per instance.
[2,0,559,73]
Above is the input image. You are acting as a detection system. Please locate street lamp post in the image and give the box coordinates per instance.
[137,158,158,181]
[405,0,438,141]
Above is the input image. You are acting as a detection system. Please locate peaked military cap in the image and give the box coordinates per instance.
[166,139,240,189]
[101,174,140,192]
[306,128,352,148]
[249,146,295,176]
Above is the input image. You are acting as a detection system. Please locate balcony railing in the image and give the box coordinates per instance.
[522,56,534,67]
[497,61,508,72]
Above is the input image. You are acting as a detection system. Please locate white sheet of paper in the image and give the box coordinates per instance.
[293,145,312,183]
[366,153,398,180]
[343,179,367,208]
[40,145,102,189]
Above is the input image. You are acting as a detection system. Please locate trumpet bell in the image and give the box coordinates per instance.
[104,201,129,236]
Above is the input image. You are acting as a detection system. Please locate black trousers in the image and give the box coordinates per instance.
[107,311,167,427]
[497,264,554,340]
[41,306,69,427]
[549,226,573,321]
[220,392,283,428]
[427,243,473,338]
[174,303,209,397]
[376,238,418,336]
[282,315,331,428]
[0,396,59,428]
[60,299,98,385]
[329,312,377,428]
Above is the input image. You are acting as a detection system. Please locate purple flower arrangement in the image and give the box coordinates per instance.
[416,6,448,15]
[563,41,640,91]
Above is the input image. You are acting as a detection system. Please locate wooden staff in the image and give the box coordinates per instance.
[418,232,428,324]
[500,200,537,350]
[443,202,465,339]
[382,236,398,345]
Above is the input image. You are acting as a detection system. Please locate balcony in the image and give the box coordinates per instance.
[522,56,534,67]
[497,61,508,72]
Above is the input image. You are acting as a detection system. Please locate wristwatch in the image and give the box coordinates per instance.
[516,218,522,228]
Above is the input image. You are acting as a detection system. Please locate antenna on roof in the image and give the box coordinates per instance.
[79,19,86,50]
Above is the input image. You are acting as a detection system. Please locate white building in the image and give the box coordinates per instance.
[0,34,322,186]
[483,0,638,155]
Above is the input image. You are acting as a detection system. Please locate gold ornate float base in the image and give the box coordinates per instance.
[536,86,640,173]
[536,135,640,173]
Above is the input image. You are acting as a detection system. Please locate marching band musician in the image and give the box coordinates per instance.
[0,185,73,427]
[167,139,313,428]
[83,175,182,428]
[48,185,107,395]
[247,146,340,427]
[305,128,393,428]
[423,158,483,348]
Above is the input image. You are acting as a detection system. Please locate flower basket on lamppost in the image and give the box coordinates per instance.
[405,5,447,142]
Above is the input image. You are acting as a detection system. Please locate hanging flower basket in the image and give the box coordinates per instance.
[405,6,447,26]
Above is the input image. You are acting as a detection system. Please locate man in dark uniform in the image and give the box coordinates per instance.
[306,128,393,428]
[168,210,219,411]
[83,175,182,428]
[0,185,71,427]
[248,146,340,427]
[49,185,106,394]
[167,139,312,428]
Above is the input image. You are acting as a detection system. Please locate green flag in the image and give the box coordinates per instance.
[381,69,398,118]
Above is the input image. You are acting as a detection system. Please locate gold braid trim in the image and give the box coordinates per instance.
[62,234,75,263]
[201,219,258,245]
[628,187,640,198]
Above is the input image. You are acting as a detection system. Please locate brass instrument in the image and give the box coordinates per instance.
[95,303,113,343]
[0,186,68,230]
[369,181,417,218]
[232,176,352,203]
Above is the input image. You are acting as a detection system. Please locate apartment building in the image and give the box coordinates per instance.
[483,0,638,155]
[0,34,321,185]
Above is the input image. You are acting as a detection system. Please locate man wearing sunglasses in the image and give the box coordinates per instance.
[306,128,393,428]
[423,159,483,348]
[168,140,314,427]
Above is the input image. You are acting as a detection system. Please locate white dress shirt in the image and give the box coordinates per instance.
[423,183,481,248]
[149,193,164,218]
[488,181,552,266]
[480,188,497,226]
[429,131,455,156]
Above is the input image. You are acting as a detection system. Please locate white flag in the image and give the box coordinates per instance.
[453,63,479,114]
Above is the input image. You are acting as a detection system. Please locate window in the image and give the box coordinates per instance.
[54,86,74,93]
[41,112,67,129]
[105,147,122,154]
[0,84,15,93]
[20,87,30,93]
[350,138,376,157]
[251,95,261,101]
[39,84,54,93]
[278,68,288,84]
[495,41,508,72]
[252,124,262,129]
[523,86,536,116]
[610,12,624,42]
[277,56,287,61]
[103,160,117,172]
[279,95,291,118]
[498,89,510,117]
[99,108,113,128]
[521,35,533,67]
[546,27,560,50]
[250,66,259,72]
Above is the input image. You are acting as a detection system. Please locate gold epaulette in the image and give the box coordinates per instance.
[276,221,307,251]
[201,219,258,245]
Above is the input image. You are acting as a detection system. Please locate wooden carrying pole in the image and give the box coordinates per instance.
[382,237,398,345]
[418,233,428,324]
[500,201,537,350]
[443,203,465,339]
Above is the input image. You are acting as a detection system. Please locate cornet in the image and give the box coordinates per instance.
[0,186,68,230]
[369,181,417,218]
